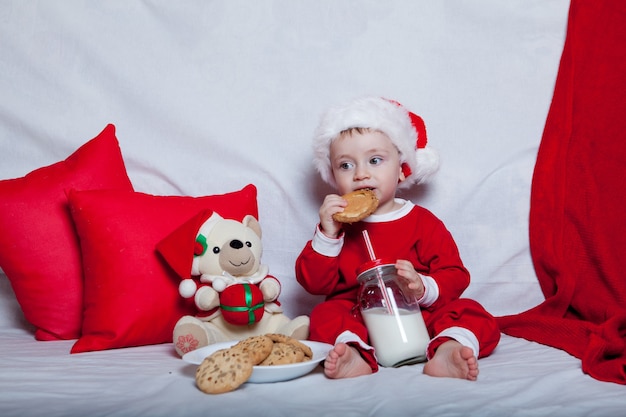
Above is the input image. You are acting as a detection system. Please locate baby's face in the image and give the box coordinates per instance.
[329,129,404,214]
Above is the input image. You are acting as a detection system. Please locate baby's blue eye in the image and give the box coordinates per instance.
[370,157,383,165]
[339,162,354,170]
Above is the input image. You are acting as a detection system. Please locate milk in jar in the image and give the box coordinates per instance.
[357,259,431,367]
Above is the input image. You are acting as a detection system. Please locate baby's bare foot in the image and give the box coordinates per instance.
[423,340,479,381]
[323,342,372,379]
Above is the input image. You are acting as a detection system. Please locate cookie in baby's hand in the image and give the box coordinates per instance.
[332,189,379,223]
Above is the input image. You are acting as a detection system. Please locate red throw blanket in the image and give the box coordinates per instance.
[496,0,626,384]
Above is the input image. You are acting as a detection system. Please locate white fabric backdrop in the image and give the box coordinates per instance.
[0,0,570,322]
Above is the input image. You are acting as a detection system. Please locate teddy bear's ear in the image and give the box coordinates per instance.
[242,215,262,239]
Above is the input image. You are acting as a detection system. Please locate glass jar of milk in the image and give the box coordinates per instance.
[357,259,430,367]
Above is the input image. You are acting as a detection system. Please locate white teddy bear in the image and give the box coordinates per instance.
[157,210,309,357]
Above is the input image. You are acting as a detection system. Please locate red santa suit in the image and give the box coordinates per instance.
[296,199,500,372]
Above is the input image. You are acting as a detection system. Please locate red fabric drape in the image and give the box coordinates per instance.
[496,0,626,384]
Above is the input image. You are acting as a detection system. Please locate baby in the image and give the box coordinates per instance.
[295,96,500,380]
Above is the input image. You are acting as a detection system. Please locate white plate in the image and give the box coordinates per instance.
[182,340,332,383]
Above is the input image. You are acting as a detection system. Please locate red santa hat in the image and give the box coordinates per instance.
[312,96,439,189]
[155,209,222,298]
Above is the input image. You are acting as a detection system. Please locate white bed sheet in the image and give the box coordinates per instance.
[1,278,625,417]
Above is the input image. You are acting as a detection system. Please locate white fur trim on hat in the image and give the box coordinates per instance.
[312,96,439,189]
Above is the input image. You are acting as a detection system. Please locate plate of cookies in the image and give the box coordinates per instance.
[184,334,332,393]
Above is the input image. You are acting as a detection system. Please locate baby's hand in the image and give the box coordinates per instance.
[395,259,425,300]
[318,194,347,238]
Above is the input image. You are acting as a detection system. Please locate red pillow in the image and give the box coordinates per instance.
[67,184,258,353]
[0,125,133,340]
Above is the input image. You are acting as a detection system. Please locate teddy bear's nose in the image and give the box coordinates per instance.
[230,240,244,249]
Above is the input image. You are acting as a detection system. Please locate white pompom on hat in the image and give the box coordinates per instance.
[312,96,439,189]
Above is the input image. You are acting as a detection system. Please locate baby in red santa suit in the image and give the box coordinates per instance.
[296,96,500,380]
